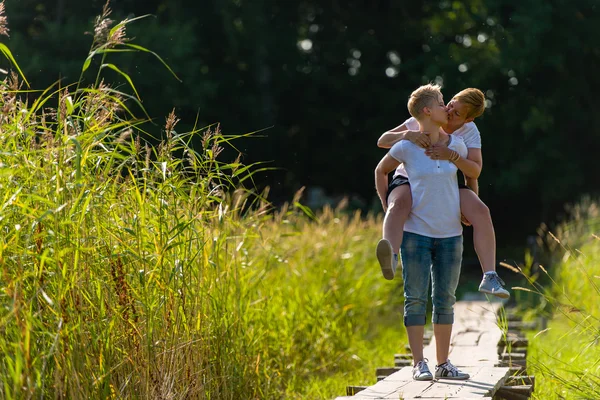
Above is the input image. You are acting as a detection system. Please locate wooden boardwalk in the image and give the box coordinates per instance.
[336,301,512,399]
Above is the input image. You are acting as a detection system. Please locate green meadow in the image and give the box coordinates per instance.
[1,4,600,400]
[520,200,600,400]
[0,36,404,396]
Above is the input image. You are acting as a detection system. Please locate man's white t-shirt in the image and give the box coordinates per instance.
[394,117,481,178]
[389,136,468,238]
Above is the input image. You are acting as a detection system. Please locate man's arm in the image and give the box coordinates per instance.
[375,153,401,211]
[378,124,431,149]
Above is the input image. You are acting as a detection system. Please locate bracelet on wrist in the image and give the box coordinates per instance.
[451,151,460,162]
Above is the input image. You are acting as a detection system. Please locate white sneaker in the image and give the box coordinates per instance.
[376,239,397,280]
[435,360,470,380]
[412,359,433,381]
[478,272,510,299]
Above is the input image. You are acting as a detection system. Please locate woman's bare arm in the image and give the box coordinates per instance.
[375,154,401,211]
[377,123,409,148]
[453,148,482,180]
[377,123,431,149]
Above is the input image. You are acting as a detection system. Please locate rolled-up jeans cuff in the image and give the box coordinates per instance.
[432,313,454,325]
[404,314,427,326]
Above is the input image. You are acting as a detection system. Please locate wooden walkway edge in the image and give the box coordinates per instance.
[335,301,519,399]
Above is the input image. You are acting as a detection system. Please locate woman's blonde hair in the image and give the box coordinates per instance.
[407,84,443,119]
[452,88,485,119]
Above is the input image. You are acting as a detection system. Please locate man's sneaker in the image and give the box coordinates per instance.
[478,272,510,299]
[412,359,433,381]
[376,239,397,280]
[435,360,470,380]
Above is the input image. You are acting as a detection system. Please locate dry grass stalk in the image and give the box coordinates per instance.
[92,1,130,49]
[83,81,123,128]
[165,108,180,139]
[499,261,521,273]
[0,1,9,37]
[93,1,113,48]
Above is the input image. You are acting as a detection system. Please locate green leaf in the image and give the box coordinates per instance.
[65,95,74,116]
[124,43,182,82]
[100,63,141,100]
[0,43,29,87]
[81,52,95,74]
[294,202,317,221]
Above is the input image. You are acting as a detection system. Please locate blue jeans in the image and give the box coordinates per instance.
[400,231,463,326]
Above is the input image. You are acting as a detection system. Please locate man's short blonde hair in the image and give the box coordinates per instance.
[452,88,485,119]
[407,84,443,119]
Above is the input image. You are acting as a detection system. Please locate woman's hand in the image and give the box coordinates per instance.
[405,131,431,148]
[425,143,453,160]
[461,213,472,226]
[381,200,388,213]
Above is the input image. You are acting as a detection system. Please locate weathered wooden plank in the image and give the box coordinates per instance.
[507,321,537,331]
[423,332,501,366]
[337,301,515,399]
[375,366,401,377]
[498,333,529,348]
[394,359,412,367]
[477,329,504,346]
[335,397,494,400]
[505,375,535,390]
[496,358,527,368]
[346,386,368,396]
[496,384,533,400]
[500,353,527,361]
[385,366,510,399]
[354,381,410,398]
[451,331,482,346]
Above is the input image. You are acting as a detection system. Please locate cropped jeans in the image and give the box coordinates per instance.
[400,231,463,326]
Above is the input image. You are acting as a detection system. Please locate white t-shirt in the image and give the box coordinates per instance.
[389,136,468,238]
[394,117,481,178]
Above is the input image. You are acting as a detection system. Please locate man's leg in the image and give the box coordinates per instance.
[377,183,412,279]
[459,189,510,299]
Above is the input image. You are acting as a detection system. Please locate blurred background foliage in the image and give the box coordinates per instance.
[3,0,600,256]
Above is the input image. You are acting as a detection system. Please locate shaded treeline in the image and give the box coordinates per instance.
[3,0,600,252]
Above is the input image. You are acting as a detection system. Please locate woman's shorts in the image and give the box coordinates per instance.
[387,175,472,202]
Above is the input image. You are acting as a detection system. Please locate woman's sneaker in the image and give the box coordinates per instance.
[376,239,397,280]
[478,272,510,299]
[412,359,433,381]
[435,360,470,380]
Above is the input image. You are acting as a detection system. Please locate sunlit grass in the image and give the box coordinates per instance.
[0,3,406,399]
[514,200,600,400]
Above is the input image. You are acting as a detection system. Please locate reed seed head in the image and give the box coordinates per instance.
[0,1,10,37]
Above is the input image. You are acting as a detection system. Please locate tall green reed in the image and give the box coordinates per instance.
[511,197,600,399]
[0,3,402,399]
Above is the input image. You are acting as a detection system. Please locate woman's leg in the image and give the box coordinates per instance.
[377,184,412,279]
[459,188,495,273]
[430,235,463,365]
[460,189,510,298]
[384,184,412,254]
[400,232,432,365]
